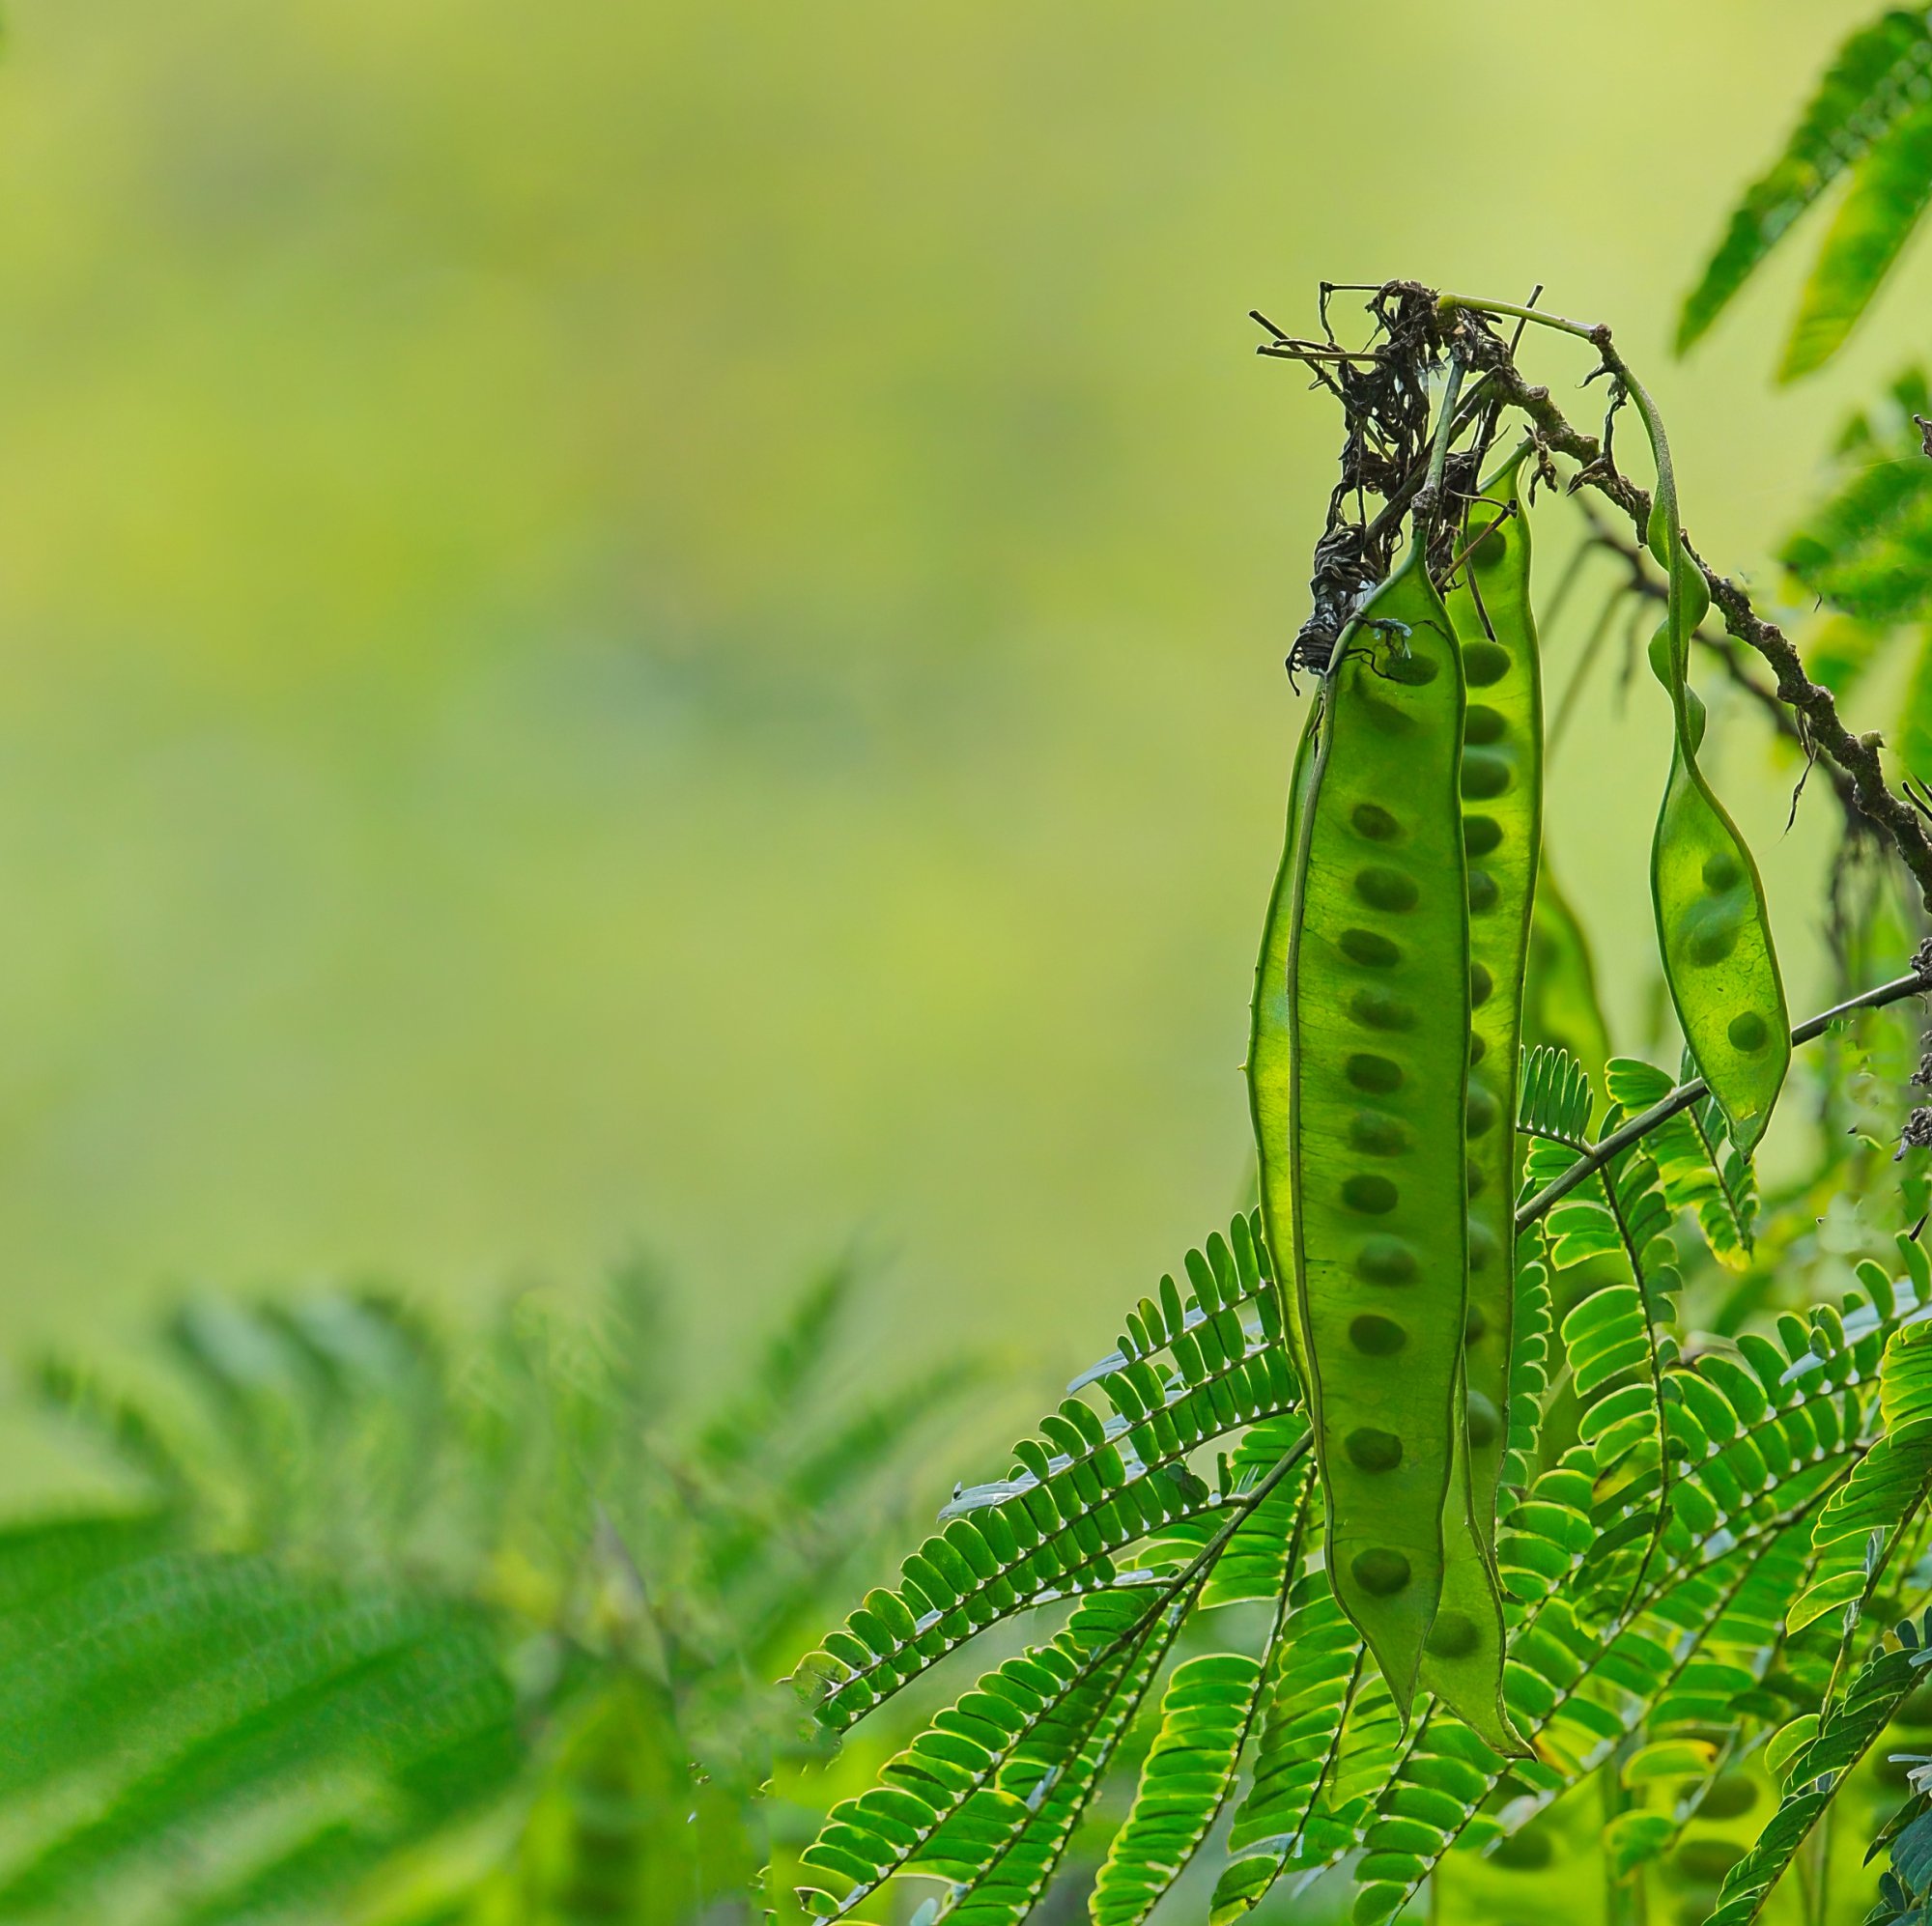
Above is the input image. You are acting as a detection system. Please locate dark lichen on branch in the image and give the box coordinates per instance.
[1255,282,1487,675]
[1257,281,1932,908]
[1444,292,1932,905]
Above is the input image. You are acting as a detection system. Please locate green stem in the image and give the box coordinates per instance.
[1516,968,1932,1231]
[1435,293,1602,343]
[1422,290,1932,904]
[1416,353,1466,544]
[1600,1752,1637,1926]
[1797,1810,1829,1926]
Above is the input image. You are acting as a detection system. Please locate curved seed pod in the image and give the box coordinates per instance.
[1441,447,1541,1544]
[1416,1439,1521,1754]
[1249,704,1322,1393]
[1252,697,1520,1750]
[1280,543,1469,1714]
[1524,859,1611,1083]
[1626,376,1790,1153]
[1415,451,1540,1758]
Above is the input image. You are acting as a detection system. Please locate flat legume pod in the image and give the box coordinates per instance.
[1249,705,1321,1395]
[1523,861,1611,1082]
[1418,1434,1520,1753]
[1627,377,1789,1154]
[1441,449,1540,1544]
[1281,544,1469,1714]
[1418,454,1540,1756]
[1253,669,1519,1751]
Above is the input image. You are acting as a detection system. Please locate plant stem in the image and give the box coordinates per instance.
[1799,1810,1830,1926]
[1516,967,1932,1231]
[1600,1750,1646,1926]
[1435,294,1601,343]
[1422,354,1465,516]
[1567,503,1864,823]
[1432,292,1932,903]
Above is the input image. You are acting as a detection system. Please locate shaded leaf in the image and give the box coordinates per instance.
[1679,11,1932,353]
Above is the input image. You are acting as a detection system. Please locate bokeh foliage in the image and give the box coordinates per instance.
[0,0,1899,1377]
[0,1262,964,1924]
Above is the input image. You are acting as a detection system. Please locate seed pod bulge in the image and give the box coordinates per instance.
[1280,549,1470,1714]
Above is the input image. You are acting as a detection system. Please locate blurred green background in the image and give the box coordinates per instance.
[0,0,1917,1386]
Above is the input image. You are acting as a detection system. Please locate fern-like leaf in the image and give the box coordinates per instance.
[1431,1461,1824,1901]
[797,1432,1310,1923]
[916,1487,1298,1926]
[792,1217,1297,1731]
[1678,9,1932,354]
[1199,1416,1311,1610]
[1090,1655,1270,1922]
[1347,1515,1815,1925]
[33,1358,198,1509]
[1783,442,1932,631]
[928,1598,1180,1926]
[1706,1608,1932,1924]
[0,1535,521,1922]
[800,1623,1145,1912]
[1783,91,1932,379]
[1870,1793,1932,1924]
[1518,1044,1594,1147]
[1209,1500,1367,1921]
[1545,1127,1683,1608]
[1070,1215,1285,1393]
[1499,1251,1555,1510]
[1605,1056,1756,1267]
[1791,1319,1932,1632]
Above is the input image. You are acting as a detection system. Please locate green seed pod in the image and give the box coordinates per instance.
[1275,543,1471,1715]
[1410,447,1539,1758]
[1443,462,1540,1528]
[1523,859,1611,1082]
[1627,375,1789,1153]
[1249,705,1323,1398]
[1254,372,1520,1744]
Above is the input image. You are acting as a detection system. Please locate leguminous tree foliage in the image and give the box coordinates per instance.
[0,1261,958,1926]
[1679,7,1932,381]
[789,283,1932,1926]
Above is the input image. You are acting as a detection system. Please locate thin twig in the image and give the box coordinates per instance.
[1432,293,1932,904]
[1573,505,1861,822]
[1535,529,1597,642]
[1549,577,1621,751]
[1516,969,1932,1231]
